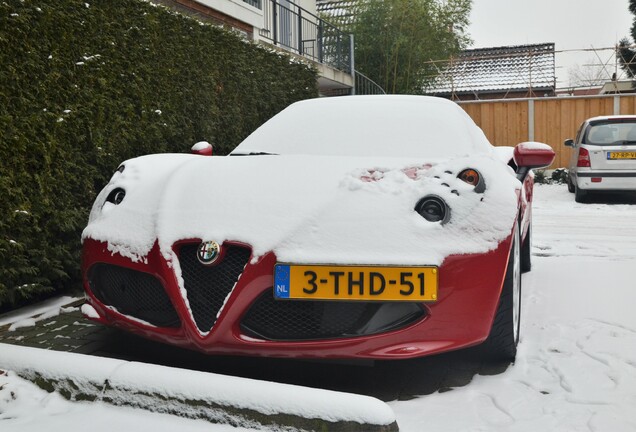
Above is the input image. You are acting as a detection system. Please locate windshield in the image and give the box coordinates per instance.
[585,120,636,145]
[232,96,493,159]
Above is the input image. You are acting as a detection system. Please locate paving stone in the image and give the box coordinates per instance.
[72,340,109,355]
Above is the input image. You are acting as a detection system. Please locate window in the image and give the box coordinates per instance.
[585,120,636,145]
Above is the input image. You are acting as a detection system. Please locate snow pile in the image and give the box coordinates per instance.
[0,371,245,432]
[0,344,396,429]
[0,296,80,329]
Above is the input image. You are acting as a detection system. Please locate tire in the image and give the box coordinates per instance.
[567,175,575,193]
[574,184,588,203]
[520,222,531,273]
[480,222,521,361]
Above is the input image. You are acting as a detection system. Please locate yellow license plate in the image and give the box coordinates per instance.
[273,264,438,302]
[608,151,636,160]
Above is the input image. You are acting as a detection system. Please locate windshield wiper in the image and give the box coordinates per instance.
[230,152,278,156]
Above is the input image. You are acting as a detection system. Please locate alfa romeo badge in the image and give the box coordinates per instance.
[197,240,221,265]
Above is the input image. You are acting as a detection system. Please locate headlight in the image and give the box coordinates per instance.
[106,188,126,205]
[458,168,485,193]
[414,195,450,224]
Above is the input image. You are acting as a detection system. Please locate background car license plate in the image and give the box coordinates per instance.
[607,151,636,160]
[274,264,438,302]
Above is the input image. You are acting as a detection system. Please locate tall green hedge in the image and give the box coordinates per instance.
[0,0,317,309]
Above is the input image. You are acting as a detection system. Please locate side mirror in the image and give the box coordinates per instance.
[564,139,574,147]
[191,141,213,156]
[513,141,556,181]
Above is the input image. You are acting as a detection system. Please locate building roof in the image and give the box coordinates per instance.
[426,43,556,96]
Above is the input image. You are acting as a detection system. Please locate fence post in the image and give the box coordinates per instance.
[272,0,278,46]
[614,96,621,115]
[528,99,535,141]
[317,19,323,64]
[297,7,302,54]
[336,29,341,70]
[350,33,355,95]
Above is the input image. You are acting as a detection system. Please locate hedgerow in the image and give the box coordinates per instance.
[0,0,317,309]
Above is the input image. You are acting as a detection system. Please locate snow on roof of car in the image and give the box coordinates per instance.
[232,95,493,158]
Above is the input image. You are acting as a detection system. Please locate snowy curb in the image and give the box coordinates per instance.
[0,344,398,431]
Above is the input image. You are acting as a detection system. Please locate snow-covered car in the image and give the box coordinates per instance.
[81,96,554,361]
[565,115,636,202]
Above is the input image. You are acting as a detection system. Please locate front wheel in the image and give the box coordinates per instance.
[480,222,521,361]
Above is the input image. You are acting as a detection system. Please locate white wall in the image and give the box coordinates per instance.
[196,0,263,37]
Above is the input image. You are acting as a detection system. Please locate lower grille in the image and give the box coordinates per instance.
[241,290,426,341]
[178,244,251,333]
[88,264,180,328]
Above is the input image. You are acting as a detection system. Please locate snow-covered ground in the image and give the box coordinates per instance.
[392,184,636,431]
[2,184,636,431]
[0,296,80,328]
[0,371,251,432]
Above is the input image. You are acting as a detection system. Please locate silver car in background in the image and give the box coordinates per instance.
[565,115,636,202]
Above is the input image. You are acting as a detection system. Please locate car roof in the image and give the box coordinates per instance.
[586,115,636,123]
[233,95,493,158]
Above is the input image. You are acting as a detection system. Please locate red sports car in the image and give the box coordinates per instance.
[81,96,554,361]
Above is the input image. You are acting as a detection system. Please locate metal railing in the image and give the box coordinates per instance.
[353,70,386,95]
[259,0,352,73]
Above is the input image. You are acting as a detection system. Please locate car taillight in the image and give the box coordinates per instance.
[577,148,591,167]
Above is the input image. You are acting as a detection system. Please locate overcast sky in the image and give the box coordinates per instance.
[468,0,634,87]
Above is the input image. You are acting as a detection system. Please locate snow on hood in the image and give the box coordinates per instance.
[83,153,520,266]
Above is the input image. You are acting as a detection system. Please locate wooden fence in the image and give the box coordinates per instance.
[459,94,636,168]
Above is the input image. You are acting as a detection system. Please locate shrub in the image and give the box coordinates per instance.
[533,170,547,184]
[551,168,568,184]
[533,168,569,185]
[0,0,317,309]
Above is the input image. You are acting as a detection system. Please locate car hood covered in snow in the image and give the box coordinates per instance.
[83,153,521,266]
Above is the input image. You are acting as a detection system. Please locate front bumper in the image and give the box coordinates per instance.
[81,236,512,360]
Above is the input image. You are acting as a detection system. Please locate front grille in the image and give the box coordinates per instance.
[241,290,426,341]
[88,264,180,328]
[178,244,251,333]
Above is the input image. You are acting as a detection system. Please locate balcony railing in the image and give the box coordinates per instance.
[353,70,386,95]
[258,0,352,73]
